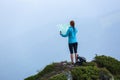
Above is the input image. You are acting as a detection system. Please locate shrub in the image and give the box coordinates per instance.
[71,66,113,80]
[24,75,36,80]
[37,63,55,76]
[114,75,120,80]
[25,55,120,80]
[71,66,99,80]
[82,62,97,67]
[49,73,67,80]
[94,55,120,75]
[25,63,55,80]
[99,68,113,80]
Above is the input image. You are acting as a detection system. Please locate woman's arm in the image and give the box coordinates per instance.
[60,29,69,37]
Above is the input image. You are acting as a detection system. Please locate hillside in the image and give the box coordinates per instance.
[24,55,120,80]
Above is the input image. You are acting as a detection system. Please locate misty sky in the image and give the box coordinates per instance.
[0,0,120,80]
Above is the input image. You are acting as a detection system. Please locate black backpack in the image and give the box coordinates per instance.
[75,55,86,66]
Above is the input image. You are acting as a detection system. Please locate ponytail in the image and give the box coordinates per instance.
[70,20,75,30]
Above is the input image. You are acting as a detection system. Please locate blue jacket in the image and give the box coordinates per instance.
[60,26,78,43]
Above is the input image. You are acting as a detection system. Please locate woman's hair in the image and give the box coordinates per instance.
[70,20,75,27]
[70,20,75,30]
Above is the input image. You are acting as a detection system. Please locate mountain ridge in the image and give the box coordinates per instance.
[25,55,120,80]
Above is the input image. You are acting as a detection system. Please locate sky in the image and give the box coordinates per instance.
[0,0,120,80]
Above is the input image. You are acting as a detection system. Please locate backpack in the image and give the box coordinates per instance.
[75,55,86,66]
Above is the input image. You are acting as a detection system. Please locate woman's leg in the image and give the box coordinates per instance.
[75,53,78,62]
[73,42,78,63]
[70,54,74,64]
[69,43,74,64]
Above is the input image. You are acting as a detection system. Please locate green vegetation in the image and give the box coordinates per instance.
[25,55,120,80]
[25,62,70,80]
[49,73,67,80]
[71,66,112,80]
[82,62,97,67]
[94,55,120,79]
[94,55,120,74]
[25,64,55,80]
[71,66,99,80]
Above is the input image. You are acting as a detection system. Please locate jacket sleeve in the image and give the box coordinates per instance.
[75,28,78,33]
[60,29,69,37]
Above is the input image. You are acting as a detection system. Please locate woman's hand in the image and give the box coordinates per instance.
[60,31,62,34]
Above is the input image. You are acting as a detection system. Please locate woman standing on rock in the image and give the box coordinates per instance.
[60,20,78,64]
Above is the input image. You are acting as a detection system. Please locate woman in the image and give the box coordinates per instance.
[60,20,78,64]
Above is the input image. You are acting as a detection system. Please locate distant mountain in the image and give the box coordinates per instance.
[25,55,120,80]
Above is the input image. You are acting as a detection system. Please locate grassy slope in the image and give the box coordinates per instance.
[25,55,120,80]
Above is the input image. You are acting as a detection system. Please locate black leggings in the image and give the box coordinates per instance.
[68,42,78,54]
